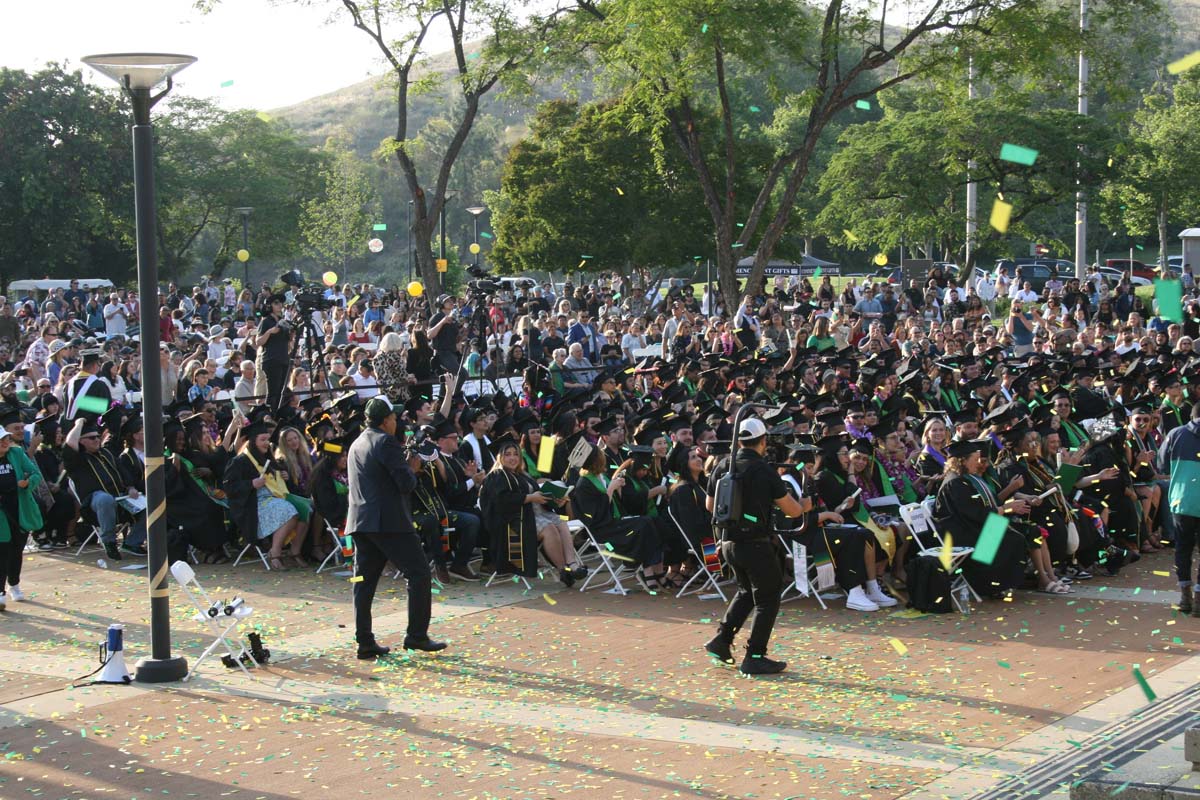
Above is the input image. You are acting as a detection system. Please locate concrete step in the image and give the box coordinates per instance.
[1070,732,1200,800]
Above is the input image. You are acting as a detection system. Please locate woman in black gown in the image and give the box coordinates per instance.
[571,442,666,589]
[933,438,1066,596]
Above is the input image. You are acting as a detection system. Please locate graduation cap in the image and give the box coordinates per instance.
[431,418,459,439]
[870,411,900,440]
[1000,420,1030,447]
[487,432,521,459]
[1124,396,1157,415]
[949,407,977,426]
[120,414,143,441]
[667,415,691,433]
[983,402,1016,426]
[628,445,656,467]
[786,443,820,463]
[849,438,873,456]
[816,433,849,454]
[492,414,515,437]
[661,383,688,406]
[564,431,598,470]
[946,438,987,458]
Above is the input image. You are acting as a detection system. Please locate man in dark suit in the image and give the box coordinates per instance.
[347,396,446,659]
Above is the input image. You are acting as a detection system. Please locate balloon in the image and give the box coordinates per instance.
[469,242,481,255]
[236,249,250,263]
[407,281,424,297]
[368,238,384,253]
[322,271,338,287]
[873,253,888,266]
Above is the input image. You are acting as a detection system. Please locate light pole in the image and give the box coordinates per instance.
[83,52,195,683]
[466,206,486,267]
[234,207,253,288]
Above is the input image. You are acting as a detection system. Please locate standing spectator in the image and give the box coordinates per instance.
[103,293,130,339]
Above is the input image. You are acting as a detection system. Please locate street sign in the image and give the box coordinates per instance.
[436,258,448,272]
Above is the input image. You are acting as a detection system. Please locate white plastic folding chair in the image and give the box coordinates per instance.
[778,534,841,608]
[232,540,272,570]
[667,508,729,601]
[316,519,347,574]
[68,480,104,556]
[899,500,980,613]
[170,560,257,681]
[572,520,630,595]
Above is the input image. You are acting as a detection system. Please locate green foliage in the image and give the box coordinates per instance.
[488,100,710,275]
[301,138,383,270]
[0,64,134,284]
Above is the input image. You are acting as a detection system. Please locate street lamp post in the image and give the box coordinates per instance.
[82,53,195,684]
[466,206,486,267]
[234,207,253,288]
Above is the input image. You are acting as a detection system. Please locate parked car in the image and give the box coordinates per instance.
[1096,266,1151,287]
[1105,259,1156,281]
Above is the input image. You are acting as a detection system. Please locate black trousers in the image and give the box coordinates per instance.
[263,361,288,411]
[352,531,432,645]
[1175,513,1200,586]
[0,528,28,590]
[716,538,783,656]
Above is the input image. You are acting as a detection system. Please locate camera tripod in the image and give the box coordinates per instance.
[286,305,333,398]
[452,291,494,392]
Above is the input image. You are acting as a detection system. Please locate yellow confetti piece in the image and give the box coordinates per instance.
[616,187,624,196]
[578,259,587,269]
[1167,50,1200,74]
[843,229,859,243]
[889,638,908,656]
[543,593,557,605]
[990,199,1013,233]
[349,575,364,583]
[1152,570,1171,577]
[939,532,953,572]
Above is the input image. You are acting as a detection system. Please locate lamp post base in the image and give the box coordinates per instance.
[134,655,188,683]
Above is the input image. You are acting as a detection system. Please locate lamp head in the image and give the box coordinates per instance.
[465,206,487,217]
[82,53,196,91]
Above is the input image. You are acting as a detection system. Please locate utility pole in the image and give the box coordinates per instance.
[1075,0,1089,281]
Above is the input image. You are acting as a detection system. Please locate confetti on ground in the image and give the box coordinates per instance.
[1167,50,1200,74]
[889,638,908,656]
[1152,570,1171,577]
[542,594,556,605]
[615,187,624,195]
[989,199,1013,233]
[349,575,364,583]
[997,660,1011,669]
[999,143,1038,166]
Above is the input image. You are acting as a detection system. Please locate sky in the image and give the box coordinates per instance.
[0,0,428,111]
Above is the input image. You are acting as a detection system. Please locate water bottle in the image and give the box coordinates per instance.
[957,583,970,607]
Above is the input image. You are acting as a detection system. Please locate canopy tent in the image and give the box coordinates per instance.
[735,255,840,277]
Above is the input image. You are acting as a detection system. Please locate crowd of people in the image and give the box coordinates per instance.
[0,263,1196,639]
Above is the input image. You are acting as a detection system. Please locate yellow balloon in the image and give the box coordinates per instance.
[236,249,250,263]
[322,271,338,287]
[469,242,481,255]
[407,281,424,297]
[873,253,888,266]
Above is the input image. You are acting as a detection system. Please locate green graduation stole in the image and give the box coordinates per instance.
[940,387,961,412]
[681,377,697,396]
[833,473,871,526]
[1060,420,1087,449]
[523,451,541,479]
[875,456,917,504]
[585,473,619,520]
[629,475,658,518]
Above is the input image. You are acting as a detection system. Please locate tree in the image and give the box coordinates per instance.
[1100,71,1200,267]
[0,64,134,285]
[487,99,710,276]
[154,100,326,279]
[301,139,382,273]
[817,95,1117,267]
[569,0,1160,310]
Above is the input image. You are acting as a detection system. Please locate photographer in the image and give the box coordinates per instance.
[256,293,290,410]
[704,417,803,676]
[428,295,461,373]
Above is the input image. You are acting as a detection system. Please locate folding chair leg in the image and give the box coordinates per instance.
[75,526,100,557]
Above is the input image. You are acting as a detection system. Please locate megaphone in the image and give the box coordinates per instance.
[98,623,131,684]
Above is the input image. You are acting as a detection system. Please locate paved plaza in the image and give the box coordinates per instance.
[0,548,1197,799]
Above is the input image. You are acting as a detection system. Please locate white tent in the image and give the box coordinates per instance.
[735,255,839,276]
[8,279,115,294]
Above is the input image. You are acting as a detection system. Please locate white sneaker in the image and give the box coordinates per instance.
[866,582,898,608]
[846,586,879,612]
[0,593,6,611]
[8,586,24,602]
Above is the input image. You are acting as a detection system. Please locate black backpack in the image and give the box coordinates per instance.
[906,554,953,613]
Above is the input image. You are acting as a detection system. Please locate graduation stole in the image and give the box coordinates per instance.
[965,473,999,510]
[681,377,697,396]
[1162,400,1184,429]
[176,452,224,503]
[832,473,871,526]
[628,475,658,518]
[874,455,917,504]
[585,472,619,520]
[940,387,961,412]
[522,450,540,479]
[498,469,527,567]
[1060,419,1088,449]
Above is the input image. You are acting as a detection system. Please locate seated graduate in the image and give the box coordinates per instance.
[915,415,950,480]
[791,438,897,611]
[310,432,352,533]
[933,438,1058,597]
[620,444,689,588]
[570,434,667,589]
[479,431,586,585]
[162,415,232,563]
[665,444,712,584]
[1076,412,1143,559]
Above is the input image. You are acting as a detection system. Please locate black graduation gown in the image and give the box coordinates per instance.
[622,473,684,564]
[165,456,229,551]
[776,472,870,591]
[478,468,540,577]
[666,481,712,553]
[996,456,1073,565]
[572,473,662,567]
[310,466,348,529]
[222,452,265,542]
[915,449,948,480]
[933,474,1028,594]
[1078,440,1141,547]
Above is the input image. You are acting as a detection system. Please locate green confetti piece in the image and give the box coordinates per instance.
[699,618,712,623]
[890,693,909,701]
[604,542,614,551]
[1111,780,1131,795]
[580,254,593,259]
[1135,244,1144,250]
[1155,279,1184,323]
[372,223,387,231]
[813,266,823,278]
[855,99,871,110]
[80,728,86,738]
[744,514,758,523]
[480,231,493,239]
[999,143,1038,166]
[1132,667,1156,702]
[701,22,709,33]
[731,242,744,248]
[997,660,1011,669]
[220,80,234,88]
[749,105,761,113]
[971,513,1008,565]
[76,395,109,414]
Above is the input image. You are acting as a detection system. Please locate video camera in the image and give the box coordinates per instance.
[279,269,334,311]
[466,263,501,295]
[404,424,440,463]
